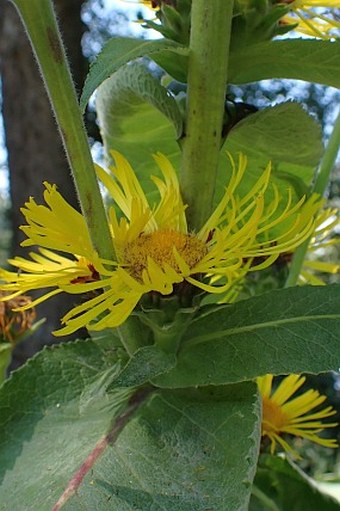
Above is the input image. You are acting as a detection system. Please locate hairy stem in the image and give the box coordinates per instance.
[10,0,114,260]
[51,387,154,511]
[285,107,340,287]
[180,0,234,231]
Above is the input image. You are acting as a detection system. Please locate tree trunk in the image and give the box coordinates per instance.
[0,0,88,364]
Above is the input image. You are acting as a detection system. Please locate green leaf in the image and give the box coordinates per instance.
[154,285,340,388]
[0,339,261,510]
[152,50,189,83]
[63,383,261,511]
[97,62,183,139]
[108,345,176,389]
[80,37,188,111]
[113,40,340,87]
[219,102,323,205]
[229,40,340,87]
[96,62,181,195]
[250,454,340,511]
[0,339,130,509]
[226,102,322,186]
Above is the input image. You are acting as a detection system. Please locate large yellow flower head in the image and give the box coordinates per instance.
[278,0,340,39]
[0,152,321,336]
[258,374,338,455]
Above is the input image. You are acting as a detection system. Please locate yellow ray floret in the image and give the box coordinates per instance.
[279,0,340,39]
[299,207,340,285]
[19,183,100,264]
[0,152,322,335]
[258,374,338,455]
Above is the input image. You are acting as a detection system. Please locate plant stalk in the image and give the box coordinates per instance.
[10,0,114,260]
[180,0,234,231]
[51,387,153,510]
[285,107,340,287]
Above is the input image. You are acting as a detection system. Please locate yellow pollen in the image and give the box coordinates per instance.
[124,229,207,278]
[262,397,288,435]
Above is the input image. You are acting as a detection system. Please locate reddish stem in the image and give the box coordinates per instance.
[51,387,153,511]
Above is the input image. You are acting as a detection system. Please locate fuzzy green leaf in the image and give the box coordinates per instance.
[219,102,323,205]
[108,345,176,389]
[152,50,189,82]
[154,286,340,388]
[0,340,129,510]
[250,454,340,511]
[80,37,188,111]
[96,62,181,195]
[229,40,340,87]
[0,340,261,511]
[225,102,322,187]
[62,383,261,511]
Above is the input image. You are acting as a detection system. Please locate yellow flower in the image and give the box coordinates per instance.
[258,374,338,455]
[0,152,321,336]
[300,207,340,285]
[279,0,340,38]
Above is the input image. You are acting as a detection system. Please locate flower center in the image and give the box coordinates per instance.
[123,229,207,279]
[262,397,288,435]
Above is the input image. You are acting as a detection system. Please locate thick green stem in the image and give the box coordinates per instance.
[180,0,234,231]
[285,108,340,287]
[10,0,114,260]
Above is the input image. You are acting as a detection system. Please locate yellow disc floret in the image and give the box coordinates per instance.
[262,397,287,436]
[124,229,207,279]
